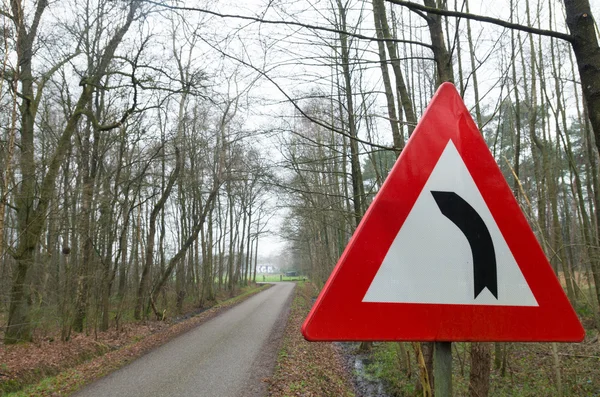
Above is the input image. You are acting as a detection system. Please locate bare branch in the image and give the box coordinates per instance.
[0,8,14,21]
[144,0,433,49]
[385,0,573,42]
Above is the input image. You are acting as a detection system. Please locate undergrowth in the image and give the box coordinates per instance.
[360,331,600,397]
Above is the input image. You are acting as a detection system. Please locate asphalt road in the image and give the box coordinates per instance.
[75,282,295,397]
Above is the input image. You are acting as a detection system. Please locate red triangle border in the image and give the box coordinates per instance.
[302,83,585,342]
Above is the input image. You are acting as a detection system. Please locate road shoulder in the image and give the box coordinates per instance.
[240,282,295,397]
[268,281,355,396]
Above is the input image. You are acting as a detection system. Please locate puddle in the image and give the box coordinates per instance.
[337,342,392,397]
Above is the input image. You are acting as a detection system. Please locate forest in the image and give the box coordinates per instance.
[1,0,599,395]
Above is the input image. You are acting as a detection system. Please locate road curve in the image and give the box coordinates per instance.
[75,282,295,397]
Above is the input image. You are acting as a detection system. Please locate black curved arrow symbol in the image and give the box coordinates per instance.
[431,191,498,299]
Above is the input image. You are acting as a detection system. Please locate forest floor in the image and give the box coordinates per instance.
[0,284,270,397]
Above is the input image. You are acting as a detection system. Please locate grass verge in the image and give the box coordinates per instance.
[268,281,355,397]
[258,274,306,282]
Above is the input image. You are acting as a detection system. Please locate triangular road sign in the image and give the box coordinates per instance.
[302,83,585,342]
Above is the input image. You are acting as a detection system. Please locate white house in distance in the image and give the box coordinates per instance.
[256,262,278,274]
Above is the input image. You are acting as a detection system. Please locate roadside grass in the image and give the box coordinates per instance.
[269,281,355,397]
[5,369,85,397]
[258,274,306,282]
[1,283,270,397]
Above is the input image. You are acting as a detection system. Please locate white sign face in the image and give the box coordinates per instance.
[363,141,538,306]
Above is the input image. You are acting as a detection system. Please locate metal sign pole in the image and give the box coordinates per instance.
[434,341,452,397]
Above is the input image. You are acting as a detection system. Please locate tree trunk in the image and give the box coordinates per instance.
[336,0,365,226]
[563,0,600,160]
[73,93,102,332]
[422,0,454,85]
[134,150,180,320]
[149,187,220,317]
[372,0,403,153]
[510,3,522,200]
[4,0,48,344]
[469,342,491,397]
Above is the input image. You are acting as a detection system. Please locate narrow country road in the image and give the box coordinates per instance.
[75,282,295,397]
